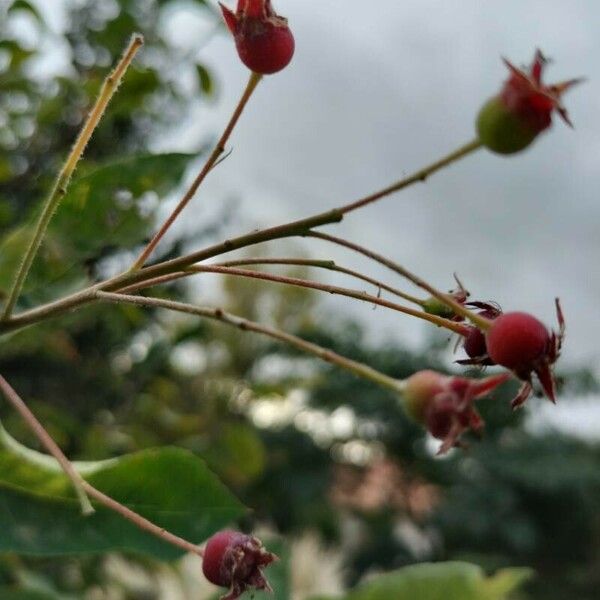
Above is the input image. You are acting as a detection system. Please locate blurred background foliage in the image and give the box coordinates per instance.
[0,1,600,599]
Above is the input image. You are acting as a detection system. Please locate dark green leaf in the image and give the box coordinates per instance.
[196,64,214,96]
[0,427,245,558]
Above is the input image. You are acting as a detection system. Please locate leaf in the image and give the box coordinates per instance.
[196,64,214,96]
[0,225,78,301]
[312,562,532,600]
[0,425,245,558]
[50,152,197,257]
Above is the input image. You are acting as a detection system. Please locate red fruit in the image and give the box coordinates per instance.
[485,301,565,408]
[476,50,582,154]
[487,312,549,370]
[220,1,295,75]
[402,370,510,454]
[202,530,276,600]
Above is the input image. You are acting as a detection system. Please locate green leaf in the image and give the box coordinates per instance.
[312,562,533,600]
[0,425,245,558]
[0,225,78,302]
[196,64,214,96]
[50,152,196,257]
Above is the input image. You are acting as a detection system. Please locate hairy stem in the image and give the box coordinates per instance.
[308,231,491,330]
[0,375,204,557]
[133,71,263,269]
[96,291,404,393]
[1,35,144,320]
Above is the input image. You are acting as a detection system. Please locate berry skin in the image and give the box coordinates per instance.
[487,312,549,370]
[485,301,565,408]
[220,1,295,75]
[403,370,446,424]
[202,530,276,600]
[477,50,582,154]
[402,370,510,454]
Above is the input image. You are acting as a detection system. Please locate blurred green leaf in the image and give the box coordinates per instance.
[51,152,196,255]
[311,562,532,600]
[0,426,245,558]
[196,64,214,96]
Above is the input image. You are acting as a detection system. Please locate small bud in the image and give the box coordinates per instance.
[423,276,470,322]
[202,530,277,600]
[477,50,582,154]
[219,0,295,75]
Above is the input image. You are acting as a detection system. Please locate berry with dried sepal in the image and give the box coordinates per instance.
[202,530,277,600]
[477,50,583,154]
[220,0,295,75]
[485,299,565,408]
[402,370,510,454]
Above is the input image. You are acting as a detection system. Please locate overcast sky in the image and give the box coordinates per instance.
[32,0,600,373]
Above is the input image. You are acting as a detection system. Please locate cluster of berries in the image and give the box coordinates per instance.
[202,2,582,598]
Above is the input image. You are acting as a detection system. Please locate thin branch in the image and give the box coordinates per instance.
[119,257,426,308]
[339,138,482,215]
[96,291,405,394]
[1,35,144,320]
[132,71,263,269]
[183,265,467,334]
[0,209,344,336]
[215,258,426,307]
[307,231,491,330]
[0,374,204,557]
[0,136,484,335]
[0,375,94,515]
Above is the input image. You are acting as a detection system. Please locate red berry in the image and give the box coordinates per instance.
[486,312,550,371]
[463,327,488,360]
[202,530,276,600]
[220,1,295,75]
[459,302,502,366]
[476,50,582,154]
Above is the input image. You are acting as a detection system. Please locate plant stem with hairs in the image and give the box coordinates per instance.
[1,35,144,321]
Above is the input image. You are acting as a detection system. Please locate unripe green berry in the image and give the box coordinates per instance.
[476,97,538,155]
